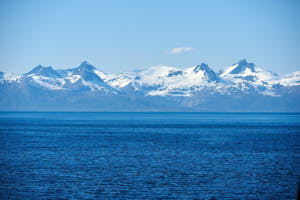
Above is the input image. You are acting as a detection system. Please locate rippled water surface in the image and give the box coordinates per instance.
[0,112,300,199]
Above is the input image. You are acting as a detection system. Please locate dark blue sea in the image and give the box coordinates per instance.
[0,112,299,199]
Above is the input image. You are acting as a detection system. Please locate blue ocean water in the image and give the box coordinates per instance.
[0,112,299,199]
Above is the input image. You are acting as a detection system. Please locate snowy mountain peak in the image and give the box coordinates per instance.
[194,63,210,72]
[194,63,218,82]
[56,61,115,92]
[25,65,61,78]
[228,59,256,74]
[25,65,45,74]
[76,61,96,72]
[65,61,104,81]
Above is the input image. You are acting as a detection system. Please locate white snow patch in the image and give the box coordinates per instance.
[278,71,300,86]
[94,69,106,79]
[32,76,63,90]
[3,73,22,82]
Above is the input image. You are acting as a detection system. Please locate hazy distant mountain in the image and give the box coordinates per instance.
[1,59,299,111]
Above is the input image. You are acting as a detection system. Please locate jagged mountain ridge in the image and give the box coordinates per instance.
[1,59,299,111]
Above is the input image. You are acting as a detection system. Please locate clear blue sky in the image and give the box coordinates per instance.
[0,0,299,74]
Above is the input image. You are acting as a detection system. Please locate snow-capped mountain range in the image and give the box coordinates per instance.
[1,59,299,111]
